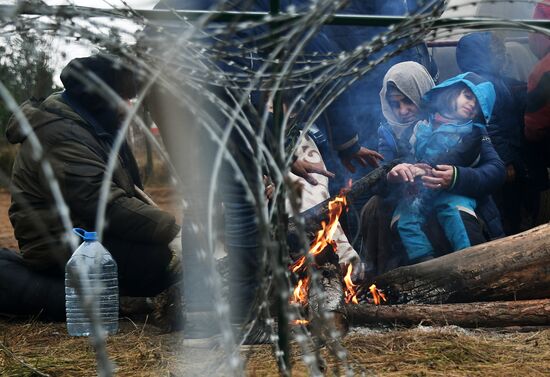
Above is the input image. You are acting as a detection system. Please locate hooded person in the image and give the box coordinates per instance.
[456,32,526,174]
[456,31,545,234]
[3,54,182,328]
[390,72,500,264]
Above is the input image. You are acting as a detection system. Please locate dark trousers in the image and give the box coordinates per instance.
[180,164,262,323]
[102,237,174,297]
[0,238,174,321]
[0,248,65,320]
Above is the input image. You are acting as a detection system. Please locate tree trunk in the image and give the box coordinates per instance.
[345,299,550,328]
[373,224,550,304]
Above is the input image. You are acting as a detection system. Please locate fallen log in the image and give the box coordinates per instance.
[345,299,550,328]
[373,224,550,304]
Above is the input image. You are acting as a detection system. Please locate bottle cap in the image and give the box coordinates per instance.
[73,228,97,241]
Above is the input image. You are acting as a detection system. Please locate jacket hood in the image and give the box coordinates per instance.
[60,54,141,134]
[5,93,86,144]
[380,61,435,132]
[456,32,505,76]
[422,72,496,124]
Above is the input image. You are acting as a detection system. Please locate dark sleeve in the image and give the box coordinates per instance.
[51,138,179,244]
[449,131,506,198]
[486,84,525,166]
[525,70,550,142]
[377,125,396,161]
[433,128,482,167]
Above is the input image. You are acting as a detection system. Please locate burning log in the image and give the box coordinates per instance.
[345,299,550,328]
[373,224,550,304]
[287,163,395,241]
[289,194,353,337]
[307,262,349,337]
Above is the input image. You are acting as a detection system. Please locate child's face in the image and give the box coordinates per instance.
[453,88,478,121]
[387,87,419,123]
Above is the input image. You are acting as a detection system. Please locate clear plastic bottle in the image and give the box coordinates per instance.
[65,228,119,336]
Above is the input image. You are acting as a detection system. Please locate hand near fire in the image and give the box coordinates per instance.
[291,159,335,186]
[263,175,275,201]
[340,147,384,173]
[387,163,430,183]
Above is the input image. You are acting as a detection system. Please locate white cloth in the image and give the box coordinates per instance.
[286,133,359,266]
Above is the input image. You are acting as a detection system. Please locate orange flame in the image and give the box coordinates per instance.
[289,194,348,306]
[344,264,359,304]
[369,284,387,305]
[291,277,310,305]
[290,195,347,274]
[291,319,309,325]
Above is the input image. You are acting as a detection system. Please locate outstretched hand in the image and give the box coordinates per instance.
[341,147,384,173]
[291,159,335,186]
[387,163,429,183]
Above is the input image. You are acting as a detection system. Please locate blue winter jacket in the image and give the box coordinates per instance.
[377,124,415,163]
[384,72,506,238]
[422,72,505,237]
[412,72,496,169]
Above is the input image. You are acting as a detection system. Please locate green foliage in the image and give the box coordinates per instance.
[0,31,58,140]
[0,31,59,185]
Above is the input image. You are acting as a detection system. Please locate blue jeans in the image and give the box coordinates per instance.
[394,193,477,261]
[180,101,263,325]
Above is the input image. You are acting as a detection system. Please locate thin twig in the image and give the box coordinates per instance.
[0,340,51,377]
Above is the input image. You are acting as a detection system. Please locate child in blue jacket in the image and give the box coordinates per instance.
[393,72,496,263]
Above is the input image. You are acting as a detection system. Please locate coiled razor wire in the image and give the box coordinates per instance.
[1,0,549,375]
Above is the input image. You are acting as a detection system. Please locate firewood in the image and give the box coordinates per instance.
[373,223,550,304]
[345,299,550,328]
[287,163,396,240]
[307,263,349,338]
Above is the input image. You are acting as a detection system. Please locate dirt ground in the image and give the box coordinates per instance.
[0,189,17,251]
[0,187,550,376]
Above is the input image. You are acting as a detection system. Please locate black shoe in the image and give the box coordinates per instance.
[119,296,154,317]
[151,282,185,333]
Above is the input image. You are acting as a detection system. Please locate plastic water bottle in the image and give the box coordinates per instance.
[65,228,119,336]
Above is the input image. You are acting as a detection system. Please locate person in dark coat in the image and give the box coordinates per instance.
[360,64,506,277]
[523,0,550,226]
[1,54,181,323]
[391,73,496,263]
[456,31,542,234]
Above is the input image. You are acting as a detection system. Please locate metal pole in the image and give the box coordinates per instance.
[5,4,550,30]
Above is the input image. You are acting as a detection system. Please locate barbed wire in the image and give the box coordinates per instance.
[1,0,548,376]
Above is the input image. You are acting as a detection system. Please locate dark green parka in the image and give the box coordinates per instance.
[6,93,180,272]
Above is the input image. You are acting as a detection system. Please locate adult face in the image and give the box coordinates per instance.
[386,86,419,124]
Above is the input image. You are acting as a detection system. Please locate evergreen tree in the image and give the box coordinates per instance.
[0,31,57,139]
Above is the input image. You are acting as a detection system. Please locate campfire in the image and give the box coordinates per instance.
[289,193,387,317]
[285,166,550,331]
